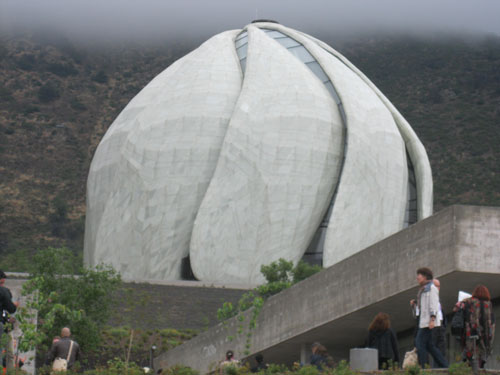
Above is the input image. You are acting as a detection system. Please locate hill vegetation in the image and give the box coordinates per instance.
[0,30,499,268]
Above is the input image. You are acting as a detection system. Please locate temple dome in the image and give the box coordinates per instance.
[84,22,433,284]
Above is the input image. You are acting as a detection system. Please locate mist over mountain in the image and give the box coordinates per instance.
[3,0,500,42]
[0,28,499,270]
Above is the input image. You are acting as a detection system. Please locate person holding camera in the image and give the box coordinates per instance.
[0,270,19,370]
[0,270,18,324]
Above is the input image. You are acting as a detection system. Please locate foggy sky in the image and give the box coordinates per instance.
[2,0,500,42]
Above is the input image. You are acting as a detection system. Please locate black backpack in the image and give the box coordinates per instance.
[451,308,465,337]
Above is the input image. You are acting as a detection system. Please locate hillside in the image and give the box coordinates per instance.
[338,34,500,209]
[0,30,499,269]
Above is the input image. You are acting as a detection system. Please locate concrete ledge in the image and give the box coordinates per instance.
[155,205,500,373]
[5,272,256,290]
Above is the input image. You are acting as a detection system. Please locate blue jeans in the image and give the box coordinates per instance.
[416,327,449,368]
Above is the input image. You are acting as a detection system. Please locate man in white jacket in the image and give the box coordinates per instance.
[414,267,448,368]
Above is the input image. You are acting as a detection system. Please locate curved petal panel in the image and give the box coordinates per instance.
[273,26,408,267]
[189,26,343,284]
[252,23,408,267]
[85,31,242,280]
[299,33,433,220]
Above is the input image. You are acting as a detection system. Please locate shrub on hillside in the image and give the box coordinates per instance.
[92,70,109,84]
[70,97,87,111]
[49,195,68,237]
[37,83,60,103]
[16,54,36,70]
[0,87,14,102]
[47,62,78,77]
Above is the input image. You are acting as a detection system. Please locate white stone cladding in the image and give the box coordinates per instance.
[189,26,343,283]
[84,23,433,283]
[84,31,242,280]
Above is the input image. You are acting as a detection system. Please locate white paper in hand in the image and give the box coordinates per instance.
[458,291,472,302]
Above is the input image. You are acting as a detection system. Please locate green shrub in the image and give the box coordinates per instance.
[108,327,130,339]
[292,261,322,283]
[217,259,322,354]
[331,360,357,375]
[47,62,78,77]
[265,363,289,374]
[92,70,109,84]
[260,259,294,283]
[162,365,199,375]
[23,105,40,114]
[404,364,420,375]
[223,365,239,375]
[38,83,60,103]
[158,328,180,338]
[448,362,472,375]
[297,365,319,375]
[98,357,144,375]
[16,54,36,70]
[70,97,87,111]
[17,247,121,353]
[0,86,14,102]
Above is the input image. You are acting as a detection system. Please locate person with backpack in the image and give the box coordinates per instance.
[453,285,495,369]
[366,312,400,369]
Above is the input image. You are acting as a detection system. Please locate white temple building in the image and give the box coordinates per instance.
[84,21,433,284]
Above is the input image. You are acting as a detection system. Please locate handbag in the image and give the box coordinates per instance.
[451,308,465,337]
[402,347,418,369]
[52,340,74,372]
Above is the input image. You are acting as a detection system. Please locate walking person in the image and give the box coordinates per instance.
[412,267,448,368]
[310,342,334,370]
[454,285,495,369]
[250,353,267,373]
[366,312,400,369]
[432,279,447,359]
[46,327,81,371]
[219,350,239,374]
[0,270,19,371]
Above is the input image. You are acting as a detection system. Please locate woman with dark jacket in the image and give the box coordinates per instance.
[366,312,400,369]
[310,342,333,370]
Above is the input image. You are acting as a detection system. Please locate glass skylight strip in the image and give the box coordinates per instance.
[256,29,348,266]
[235,37,248,49]
[404,153,418,227]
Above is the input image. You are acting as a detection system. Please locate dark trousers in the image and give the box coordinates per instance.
[416,328,449,368]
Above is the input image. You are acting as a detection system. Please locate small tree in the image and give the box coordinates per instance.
[17,247,121,354]
[217,258,321,354]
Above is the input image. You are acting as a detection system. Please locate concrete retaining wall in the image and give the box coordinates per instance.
[155,205,500,373]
